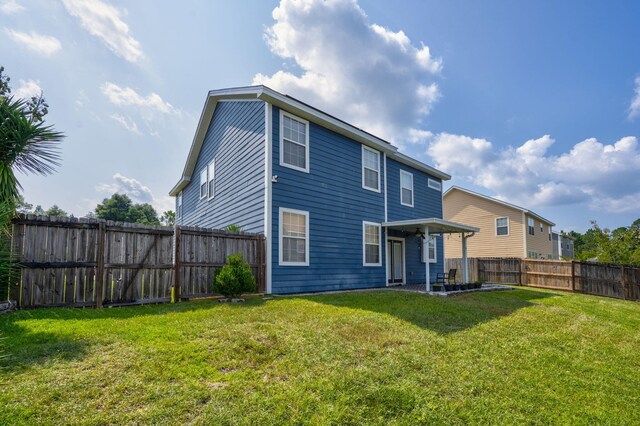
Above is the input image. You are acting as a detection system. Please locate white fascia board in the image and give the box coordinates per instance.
[169,87,264,196]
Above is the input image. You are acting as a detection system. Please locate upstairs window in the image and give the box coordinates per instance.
[363,222,381,266]
[528,217,535,236]
[428,178,442,191]
[280,112,309,172]
[496,217,509,236]
[207,160,215,200]
[362,146,380,192]
[176,192,182,219]
[540,222,543,232]
[400,170,414,207]
[199,168,207,199]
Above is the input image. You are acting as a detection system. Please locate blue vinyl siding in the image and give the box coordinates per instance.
[386,158,444,282]
[271,107,386,294]
[178,100,265,232]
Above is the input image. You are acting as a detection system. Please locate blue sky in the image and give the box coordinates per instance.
[1,0,639,232]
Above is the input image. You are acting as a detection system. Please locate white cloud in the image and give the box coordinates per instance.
[428,133,640,212]
[14,79,42,99]
[0,0,25,14]
[110,113,141,135]
[96,173,173,213]
[62,0,142,63]
[5,29,61,56]
[629,76,640,121]
[101,82,173,114]
[253,0,442,144]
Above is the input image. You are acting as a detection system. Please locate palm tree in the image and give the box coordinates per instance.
[0,96,63,204]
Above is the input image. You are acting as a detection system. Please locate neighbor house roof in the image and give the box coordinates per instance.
[170,85,450,196]
[444,186,555,226]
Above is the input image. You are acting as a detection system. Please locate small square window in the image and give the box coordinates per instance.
[428,179,441,191]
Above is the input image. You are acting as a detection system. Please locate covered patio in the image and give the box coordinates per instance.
[381,218,479,292]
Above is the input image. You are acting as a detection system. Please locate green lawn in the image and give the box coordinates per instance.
[1,288,639,425]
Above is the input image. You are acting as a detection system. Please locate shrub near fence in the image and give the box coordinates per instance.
[9,215,265,308]
[446,257,640,301]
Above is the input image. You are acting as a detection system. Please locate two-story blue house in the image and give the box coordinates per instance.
[170,86,477,294]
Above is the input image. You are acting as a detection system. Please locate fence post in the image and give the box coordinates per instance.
[620,265,628,300]
[95,221,106,309]
[518,259,522,286]
[571,261,576,292]
[173,226,181,302]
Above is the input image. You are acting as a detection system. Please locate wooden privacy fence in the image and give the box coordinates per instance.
[8,215,265,308]
[446,257,640,301]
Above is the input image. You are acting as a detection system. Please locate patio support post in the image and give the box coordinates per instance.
[462,233,469,284]
[424,226,430,292]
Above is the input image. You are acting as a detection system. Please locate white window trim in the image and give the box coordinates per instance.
[279,110,310,173]
[176,192,183,218]
[207,159,215,200]
[421,235,437,264]
[400,170,414,207]
[362,221,382,266]
[496,216,509,236]
[428,178,442,191]
[361,146,381,193]
[279,207,309,266]
[199,168,207,200]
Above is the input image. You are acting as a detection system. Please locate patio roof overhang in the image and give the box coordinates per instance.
[381,218,479,235]
[382,218,478,291]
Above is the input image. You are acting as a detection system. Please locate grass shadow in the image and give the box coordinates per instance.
[298,287,560,335]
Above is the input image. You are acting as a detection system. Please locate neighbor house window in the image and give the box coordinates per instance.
[421,236,437,263]
[400,170,414,207]
[176,192,182,219]
[279,208,309,266]
[362,146,380,192]
[207,160,215,200]
[280,112,309,172]
[496,217,509,236]
[428,178,441,191]
[540,222,543,232]
[528,218,535,236]
[363,222,381,266]
[199,168,207,199]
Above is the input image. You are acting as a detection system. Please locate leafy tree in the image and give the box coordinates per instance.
[25,92,49,123]
[33,205,45,215]
[574,221,640,266]
[95,193,160,225]
[0,66,10,98]
[95,193,132,222]
[15,194,32,214]
[127,203,160,225]
[44,204,68,217]
[160,210,175,227]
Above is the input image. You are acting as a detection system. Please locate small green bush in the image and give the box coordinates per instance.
[213,253,256,298]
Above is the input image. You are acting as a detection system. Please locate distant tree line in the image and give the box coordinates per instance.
[568,218,640,266]
[18,193,175,227]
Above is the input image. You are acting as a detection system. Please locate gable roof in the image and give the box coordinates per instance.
[444,186,555,226]
[169,85,450,196]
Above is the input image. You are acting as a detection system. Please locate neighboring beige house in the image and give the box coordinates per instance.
[443,186,555,259]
